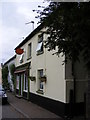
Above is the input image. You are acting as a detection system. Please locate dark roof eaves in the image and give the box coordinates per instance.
[15,23,44,50]
[4,55,16,66]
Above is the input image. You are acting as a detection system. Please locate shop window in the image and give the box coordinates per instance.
[24,74,28,91]
[16,74,19,89]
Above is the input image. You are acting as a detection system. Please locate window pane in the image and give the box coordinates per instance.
[19,54,24,63]
[38,34,43,43]
[40,82,43,90]
[40,70,43,77]
[38,70,43,90]
[16,75,19,89]
[24,74,28,91]
[28,43,31,57]
[36,42,42,52]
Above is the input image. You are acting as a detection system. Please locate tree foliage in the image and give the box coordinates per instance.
[35,2,90,69]
[9,64,15,88]
[2,66,9,88]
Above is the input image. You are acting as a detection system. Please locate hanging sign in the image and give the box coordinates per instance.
[15,48,24,55]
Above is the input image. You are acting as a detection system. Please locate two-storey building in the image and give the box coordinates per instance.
[14,24,87,117]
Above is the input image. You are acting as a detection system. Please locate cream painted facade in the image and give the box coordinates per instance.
[15,25,87,116]
[15,27,66,103]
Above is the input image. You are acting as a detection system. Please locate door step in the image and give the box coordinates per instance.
[15,95,22,99]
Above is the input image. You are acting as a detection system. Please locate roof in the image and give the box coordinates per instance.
[15,23,44,50]
[4,55,16,66]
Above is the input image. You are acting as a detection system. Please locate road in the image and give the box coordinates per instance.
[1,103,25,119]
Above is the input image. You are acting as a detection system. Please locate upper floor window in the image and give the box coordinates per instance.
[19,54,24,63]
[36,34,44,55]
[38,34,43,43]
[28,43,32,59]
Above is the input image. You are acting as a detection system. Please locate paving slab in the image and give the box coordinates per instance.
[7,92,63,119]
[7,92,86,120]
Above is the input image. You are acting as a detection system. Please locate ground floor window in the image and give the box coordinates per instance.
[40,82,43,90]
[38,69,44,91]
[16,73,28,92]
[16,74,19,89]
[24,73,28,91]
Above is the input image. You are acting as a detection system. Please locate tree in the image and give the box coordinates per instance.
[9,64,15,89]
[35,2,90,68]
[2,66,9,89]
[34,2,90,118]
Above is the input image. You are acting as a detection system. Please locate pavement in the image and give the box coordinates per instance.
[7,91,86,120]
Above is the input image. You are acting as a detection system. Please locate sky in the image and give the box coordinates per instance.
[0,0,49,64]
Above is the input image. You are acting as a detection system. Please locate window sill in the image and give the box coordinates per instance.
[16,88,19,90]
[27,56,32,60]
[23,90,28,92]
[20,61,23,64]
[28,76,36,81]
[37,51,44,56]
[36,89,44,94]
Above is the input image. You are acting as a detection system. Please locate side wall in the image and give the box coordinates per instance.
[65,55,88,115]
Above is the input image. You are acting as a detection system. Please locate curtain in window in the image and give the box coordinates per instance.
[36,42,43,52]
